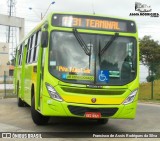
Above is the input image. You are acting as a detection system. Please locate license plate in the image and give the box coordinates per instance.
[85,112,101,119]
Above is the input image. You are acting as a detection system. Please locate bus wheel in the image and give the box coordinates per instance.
[17,82,25,107]
[97,119,109,125]
[31,97,49,125]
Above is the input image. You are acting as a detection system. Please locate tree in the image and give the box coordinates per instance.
[140,35,160,99]
[140,35,160,80]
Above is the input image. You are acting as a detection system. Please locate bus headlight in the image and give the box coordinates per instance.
[46,83,63,102]
[123,89,138,105]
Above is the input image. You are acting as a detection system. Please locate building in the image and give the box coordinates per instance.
[9,65,14,76]
[0,42,9,76]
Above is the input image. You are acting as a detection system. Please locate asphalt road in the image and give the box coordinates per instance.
[0,98,160,141]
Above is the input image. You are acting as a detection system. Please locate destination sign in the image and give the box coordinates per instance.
[52,14,136,33]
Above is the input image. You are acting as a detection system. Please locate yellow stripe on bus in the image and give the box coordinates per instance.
[62,95,124,105]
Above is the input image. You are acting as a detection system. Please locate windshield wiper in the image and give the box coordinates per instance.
[73,28,90,56]
[99,33,119,56]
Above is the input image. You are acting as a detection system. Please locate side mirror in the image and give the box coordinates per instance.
[41,31,48,48]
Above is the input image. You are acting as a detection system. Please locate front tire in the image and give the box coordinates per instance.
[31,97,49,125]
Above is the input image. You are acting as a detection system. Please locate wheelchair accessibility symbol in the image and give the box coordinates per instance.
[98,70,109,82]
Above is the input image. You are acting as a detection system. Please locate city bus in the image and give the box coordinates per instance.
[14,12,139,125]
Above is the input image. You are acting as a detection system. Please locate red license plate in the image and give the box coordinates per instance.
[85,112,101,119]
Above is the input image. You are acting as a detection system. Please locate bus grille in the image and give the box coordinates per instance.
[61,87,125,95]
[68,106,118,117]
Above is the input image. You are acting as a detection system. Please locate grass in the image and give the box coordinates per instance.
[0,93,16,98]
[139,80,160,103]
[0,89,13,93]
[0,89,16,98]
[0,81,13,84]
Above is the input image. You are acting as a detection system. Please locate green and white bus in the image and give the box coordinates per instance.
[14,12,139,125]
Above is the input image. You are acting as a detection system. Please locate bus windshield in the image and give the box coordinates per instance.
[49,31,136,85]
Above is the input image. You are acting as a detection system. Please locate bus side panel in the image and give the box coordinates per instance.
[24,64,33,105]
[35,47,43,110]
[31,63,38,106]
[35,31,46,110]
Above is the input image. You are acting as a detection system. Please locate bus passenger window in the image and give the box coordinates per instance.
[28,36,33,63]
[35,31,41,61]
[30,34,36,62]
[26,38,31,63]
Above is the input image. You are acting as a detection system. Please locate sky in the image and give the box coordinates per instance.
[0,0,160,82]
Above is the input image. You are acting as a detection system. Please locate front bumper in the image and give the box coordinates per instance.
[40,95,137,119]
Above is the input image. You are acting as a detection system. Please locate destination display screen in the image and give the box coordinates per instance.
[52,14,136,33]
